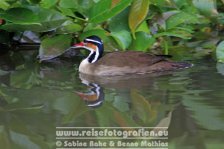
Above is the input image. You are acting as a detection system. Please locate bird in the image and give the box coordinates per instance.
[73,35,192,76]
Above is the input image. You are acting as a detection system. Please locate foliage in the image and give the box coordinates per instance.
[0,0,224,61]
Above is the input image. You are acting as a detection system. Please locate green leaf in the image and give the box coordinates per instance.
[56,21,83,34]
[109,7,130,32]
[57,7,76,17]
[112,96,129,112]
[39,34,73,61]
[0,7,67,32]
[155,29,193,39]
[0,23,43,32]
[89,0,132,23]
[110,30,132,50]
[59,0,77,8]
[89,0,111,19]
[172,0,190,8]
[216,41,224,63]
[131,89,152,124]
[0,0,10,10]
[166,12,199,29]
[150,0,169,7]
[192,0,218,16]
[40,0,58,8]
[75,0,95,16]
[0,8,39,23]
[80,29,108,41]
[129,0,150,37]
[129,32,155,51]
[37,8,67,28]
[136,21,149,33]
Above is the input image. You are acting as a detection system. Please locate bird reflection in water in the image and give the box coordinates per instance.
[76,79,104,108]
[75,72,172,108]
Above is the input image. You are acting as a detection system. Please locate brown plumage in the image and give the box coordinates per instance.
[95,51,164,67]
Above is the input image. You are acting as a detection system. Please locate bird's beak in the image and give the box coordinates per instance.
[73,42,85,48]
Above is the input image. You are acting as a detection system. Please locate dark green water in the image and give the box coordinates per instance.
[0,52,224,149]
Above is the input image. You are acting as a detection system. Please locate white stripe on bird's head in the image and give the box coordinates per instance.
[84,38,103,45]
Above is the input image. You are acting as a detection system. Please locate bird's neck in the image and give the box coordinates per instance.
[87,47,103,63]
[79,59,92,75]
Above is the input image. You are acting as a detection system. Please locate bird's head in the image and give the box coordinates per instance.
[73,36,104,63]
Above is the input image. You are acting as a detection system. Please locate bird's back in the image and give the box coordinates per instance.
[95,51,165,67]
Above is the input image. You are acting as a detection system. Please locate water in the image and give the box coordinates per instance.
[0,51,224,149]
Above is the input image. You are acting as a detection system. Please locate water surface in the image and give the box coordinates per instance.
[0,51,223,149]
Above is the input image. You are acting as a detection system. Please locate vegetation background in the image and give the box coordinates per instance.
[1,0,224,62]
[1,1,224,149]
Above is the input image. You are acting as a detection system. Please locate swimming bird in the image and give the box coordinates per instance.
[73,36,191,76]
